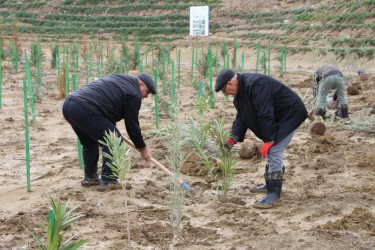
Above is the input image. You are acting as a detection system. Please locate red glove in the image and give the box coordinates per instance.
[224,138,236,151]
[261,142,274,157]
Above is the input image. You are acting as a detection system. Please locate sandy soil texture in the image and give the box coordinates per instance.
[0,43,375,249]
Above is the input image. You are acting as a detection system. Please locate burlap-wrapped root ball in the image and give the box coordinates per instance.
[347,85,359,95]
[351,81,362,90]
[239,139,260,159]
[310,120,326,136]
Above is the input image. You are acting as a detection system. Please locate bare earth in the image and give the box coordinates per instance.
[0,41,375,249]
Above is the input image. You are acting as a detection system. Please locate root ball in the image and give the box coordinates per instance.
[239,139,259,159]
[310,120,326,136]
[347,85,359,95]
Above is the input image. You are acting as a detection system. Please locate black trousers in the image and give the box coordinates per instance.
[62,99,121,182]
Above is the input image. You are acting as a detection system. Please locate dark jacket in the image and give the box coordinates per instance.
[67,74,146,148]
[314,65,343,83]
[231,73,308,145]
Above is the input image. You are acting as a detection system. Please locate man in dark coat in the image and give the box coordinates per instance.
[62,73,155,188]
[215,69,308,207]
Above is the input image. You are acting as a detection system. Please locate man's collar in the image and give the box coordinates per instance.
[237,73,244,98]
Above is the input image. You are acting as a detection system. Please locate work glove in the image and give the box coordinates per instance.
[260,142,274,157]
[224,138,236,152]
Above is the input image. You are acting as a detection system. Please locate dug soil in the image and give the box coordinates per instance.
[0,40,375,249]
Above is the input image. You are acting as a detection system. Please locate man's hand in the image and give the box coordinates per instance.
[224,138,236,152]
[260,142,274,157]
[138,147,151,161]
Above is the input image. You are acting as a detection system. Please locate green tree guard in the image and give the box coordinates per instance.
[36,40,41,102]
[263,51,266,75]
[24,50,36,124]
[209,48,214,108]
[195,38,198,65]
[145,46,148,65]
[256,41,260,73]
[76,42,79,74]
[223,42,226,67]
[57,47,60,78]
[162,52,165,95]
[268,40,271,76]
[284,42,287,73]
[89,41,92,78]
[151,38,154,69]
[171,60,174,121]
[65,62,69,97]
[22,79,31,192]
[120,57,123,74]
[280,48,284,76]
[85,53,88,83]
[191,48,194,81]
[72,74,84,169]
[234,39,237,69]
[199,81,203,114]
[97,59,100,78]
[100,40,103,68]
[178,49,181,90]
[241,52,244,73]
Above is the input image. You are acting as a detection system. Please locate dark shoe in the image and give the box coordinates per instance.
[99,180,122,190]
[255,165,284,192]
[257,179,282,206]
[81,173,100,187]
[334,105,349,118]
[317,108,326,119]
[341,105,349,118]
[254,170,283,208]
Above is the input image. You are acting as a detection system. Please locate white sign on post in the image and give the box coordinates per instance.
[190,6,209,36]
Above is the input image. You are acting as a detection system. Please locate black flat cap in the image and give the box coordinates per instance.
[215,68,235,92]
[137,73,156,95]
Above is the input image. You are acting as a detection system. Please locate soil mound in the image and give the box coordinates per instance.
[310,120,326,136]
[320,208,375,235]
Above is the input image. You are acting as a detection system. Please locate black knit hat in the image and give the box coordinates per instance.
[137,73,156,95]
[215,68,235,92]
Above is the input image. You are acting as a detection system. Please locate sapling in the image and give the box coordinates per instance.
[23,197,87,250]
[194,93,210,114]
[187,116,236,202]
[208,116,237,203]
[165,122,187,239]
[98,130,132,248]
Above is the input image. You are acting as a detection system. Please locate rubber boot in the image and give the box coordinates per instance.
[341,104,349,118]
[317,108,326,119]
[81,172,100,187]
[256,170,283,206]
[256,165,284,191]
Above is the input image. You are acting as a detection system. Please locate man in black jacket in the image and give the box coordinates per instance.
[62,73,155,187]
[215,69,308,207]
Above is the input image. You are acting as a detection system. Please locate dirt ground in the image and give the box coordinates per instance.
[0,40,375,249]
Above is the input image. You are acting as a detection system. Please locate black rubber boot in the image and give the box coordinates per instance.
[81,173,100,186]
[99,179,122,190]
[317,108,326,119]
[341,104,349,118]
[256,166,284,191]
[256,170,283,207]
[335,105,349,118]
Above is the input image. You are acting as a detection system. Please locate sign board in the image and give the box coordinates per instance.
[189,6,209,36]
